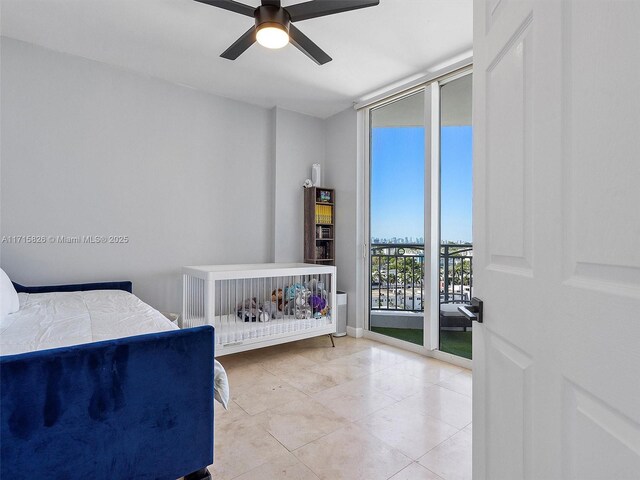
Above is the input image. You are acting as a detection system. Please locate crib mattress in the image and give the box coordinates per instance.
[0,290,178,356]
[213,315,332,346]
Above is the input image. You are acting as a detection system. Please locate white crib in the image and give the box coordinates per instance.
[182,263,337,356]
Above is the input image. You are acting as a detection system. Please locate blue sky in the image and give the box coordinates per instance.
[370,126,472,243]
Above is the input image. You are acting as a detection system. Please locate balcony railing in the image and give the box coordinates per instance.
[370,243,473,311]
[440,243,473,304]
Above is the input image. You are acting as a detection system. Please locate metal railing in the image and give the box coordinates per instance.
[370,244,425,311]
[370,243,473,311]
[440,243,473,304]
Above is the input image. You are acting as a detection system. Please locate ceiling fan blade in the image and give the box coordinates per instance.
[193,0,255,17]
[221,26,257,60]
[287,0,379,22]
[261,0,281,6]
[289,24,332,65]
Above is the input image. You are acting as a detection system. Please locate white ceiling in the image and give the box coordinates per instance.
[0,0,472,118]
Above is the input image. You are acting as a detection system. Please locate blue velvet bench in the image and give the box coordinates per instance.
[1,281,214,480]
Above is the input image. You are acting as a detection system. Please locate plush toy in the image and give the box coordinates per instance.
[286,283,305,301]
[297,306,312,319]
[271,289,285,311]
[236,297,260,322]
[295,289,311,306]
[283,288,313,319]
[283,299,296,316]
[236,297,272,322]
[309,294,326,313]
[306,278,326,297]
[261,300,283,320]
[285,299,311,319]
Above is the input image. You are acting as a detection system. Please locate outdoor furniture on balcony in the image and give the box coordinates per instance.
[439,291,472,331]
[439,303,472,331]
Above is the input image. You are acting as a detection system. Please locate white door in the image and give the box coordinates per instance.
[473,0,640,479]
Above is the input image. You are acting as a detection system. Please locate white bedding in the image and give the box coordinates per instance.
[0,290,178,356]
[0,289,229,407]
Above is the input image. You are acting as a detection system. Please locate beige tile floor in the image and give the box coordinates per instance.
[210,335,472,480]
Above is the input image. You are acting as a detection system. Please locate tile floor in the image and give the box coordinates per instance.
[210,335,472,480]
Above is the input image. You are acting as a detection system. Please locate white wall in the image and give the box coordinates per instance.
[324,107,360,329]
[0,38,274,313]
[0,38,351,319]
[273,107,325,262]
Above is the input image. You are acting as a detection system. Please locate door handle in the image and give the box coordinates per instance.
[458,297,483,323]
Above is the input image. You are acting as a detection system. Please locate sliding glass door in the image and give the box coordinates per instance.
[368,91,426,345]
[365,68,473,360]
[439,73,473,359]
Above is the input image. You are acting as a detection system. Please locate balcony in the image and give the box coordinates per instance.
[370,243,473,359]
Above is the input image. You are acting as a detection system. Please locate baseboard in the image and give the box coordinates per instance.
[346,326,364,338]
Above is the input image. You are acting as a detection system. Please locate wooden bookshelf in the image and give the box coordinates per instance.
[304,187,335,265]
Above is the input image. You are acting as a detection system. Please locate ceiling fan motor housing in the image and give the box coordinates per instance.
[255,5,291,34]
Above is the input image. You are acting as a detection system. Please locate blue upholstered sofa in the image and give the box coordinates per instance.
[1,281,214,480]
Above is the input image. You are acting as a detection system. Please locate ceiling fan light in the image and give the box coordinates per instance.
[256,24,289,49]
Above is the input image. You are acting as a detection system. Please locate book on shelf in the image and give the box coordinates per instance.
[316,226,333,239]
[315,204,333,224]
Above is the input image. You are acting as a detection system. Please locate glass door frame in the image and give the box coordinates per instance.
[361,66,473,363]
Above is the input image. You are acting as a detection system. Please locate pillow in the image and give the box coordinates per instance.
[0,268,20,317]
[213,360,230,410]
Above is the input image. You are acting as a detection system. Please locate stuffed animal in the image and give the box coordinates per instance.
[295,289,311,306]
[297,306,312,319]
[271,289,285,311]
[309,294,326,313]
[286,283,305,301]
[283,289,313,319]
[285,300,311,319]
[261,300,283,320]
[283,299,296,316]
[237,297,272,322]
[236,297,259,322]
[306,278,326,297]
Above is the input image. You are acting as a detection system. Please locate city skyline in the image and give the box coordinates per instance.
[371,236,472,245]
[371,236,424,244]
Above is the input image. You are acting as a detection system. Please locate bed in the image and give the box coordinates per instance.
[0,278,216,480]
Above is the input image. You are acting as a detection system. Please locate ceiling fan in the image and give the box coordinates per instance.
[194,0,380,65]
